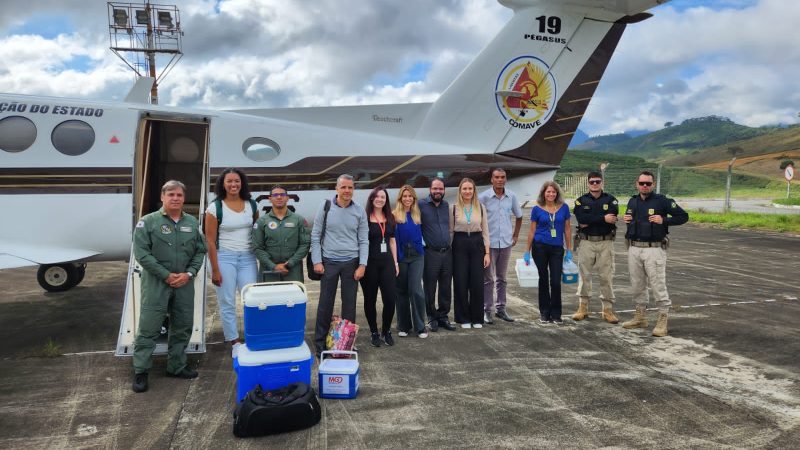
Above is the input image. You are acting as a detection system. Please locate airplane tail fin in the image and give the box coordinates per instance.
[414,0,661,165]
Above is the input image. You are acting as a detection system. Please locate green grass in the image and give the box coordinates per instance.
[773,197,800,206]
[38,338,62,358]
[688,209,800,233]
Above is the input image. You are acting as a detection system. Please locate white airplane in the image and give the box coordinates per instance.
[0,0,668,353]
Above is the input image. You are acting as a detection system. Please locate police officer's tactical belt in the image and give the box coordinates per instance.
[580,234,614,242]
[628,240,661,248]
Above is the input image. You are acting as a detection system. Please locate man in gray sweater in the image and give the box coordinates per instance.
[310,174,369,356]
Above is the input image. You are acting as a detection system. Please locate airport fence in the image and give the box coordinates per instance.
[555,163,787,203]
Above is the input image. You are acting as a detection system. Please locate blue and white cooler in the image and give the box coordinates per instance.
[241,281,307,351]
[318,351,359,399]
[233,341,313,401]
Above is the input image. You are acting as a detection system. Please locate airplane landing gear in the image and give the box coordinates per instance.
[37,263,86,292]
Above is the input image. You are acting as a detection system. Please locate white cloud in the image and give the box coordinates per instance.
[1,0,797,137]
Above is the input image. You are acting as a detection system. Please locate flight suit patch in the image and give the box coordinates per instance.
[285,222,296,228]
[268,221,278,230]
[161,225,173,234]
[136,220,145,228]
[179,226,192,232]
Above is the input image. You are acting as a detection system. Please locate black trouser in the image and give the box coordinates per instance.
[532,242,564,321]
[359,254,396,334]
[314,258,358,353]
[423,248,452,323]
[452,232,484,325]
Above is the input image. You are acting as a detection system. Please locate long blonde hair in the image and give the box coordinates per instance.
[393,185,421,224]
[455,177,482,222]
[536,180,565,207]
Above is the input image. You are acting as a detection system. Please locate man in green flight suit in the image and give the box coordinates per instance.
[252,185,310,282]
[132,180,207,393]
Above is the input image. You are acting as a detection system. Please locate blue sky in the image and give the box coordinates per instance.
[0,0,797,135]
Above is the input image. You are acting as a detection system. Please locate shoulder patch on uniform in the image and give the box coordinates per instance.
[575,200,581,206]
[135,220,145,228]
[303,219,309,227]
[671,202,677,208]
[612,200,618,205]
[253,222,258,229]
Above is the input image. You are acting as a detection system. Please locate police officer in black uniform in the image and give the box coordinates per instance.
[622,170,688,337]
[572,171,619,323]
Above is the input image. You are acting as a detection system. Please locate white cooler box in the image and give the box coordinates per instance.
[241,282,307,351]
[515,258,539,287]
[318,351,359,399]
[233,341,312,402]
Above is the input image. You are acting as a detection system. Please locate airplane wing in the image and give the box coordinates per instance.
[0,241,101,269]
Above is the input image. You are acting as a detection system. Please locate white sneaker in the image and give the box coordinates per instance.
[419,332,428,339]
[231,342,243,359]
[472,323,483,329]
[398,331,409,337]
[460,323,471,329]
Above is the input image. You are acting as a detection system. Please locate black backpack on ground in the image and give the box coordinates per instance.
[233,382,321,437]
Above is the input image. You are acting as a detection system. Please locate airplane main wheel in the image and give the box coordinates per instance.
[37,264,79,292]
[75,263,87,286]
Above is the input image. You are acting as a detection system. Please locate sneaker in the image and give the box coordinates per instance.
[132,372,148,393]
[537,318,551,325]
[552,318,564,325]
[419,332,428,339]
[382,330,395,346]
[398,331,409,337]
[166,367,198,379]
[460,323,472,329]
[231,342,243,359]
[484,312,494,324]
[370,332,382,347]
[472,323,483,329]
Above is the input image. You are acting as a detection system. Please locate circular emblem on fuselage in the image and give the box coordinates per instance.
[495,56,557,130]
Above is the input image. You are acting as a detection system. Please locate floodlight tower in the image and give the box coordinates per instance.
[107,1,183,104]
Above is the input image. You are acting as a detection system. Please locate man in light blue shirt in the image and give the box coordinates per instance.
[479,168,523,323]
[310,174,369,356]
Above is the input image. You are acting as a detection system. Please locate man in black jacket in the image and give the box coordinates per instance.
[622,171,688,337]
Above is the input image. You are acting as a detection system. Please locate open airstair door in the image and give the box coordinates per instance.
[116,115,210,356]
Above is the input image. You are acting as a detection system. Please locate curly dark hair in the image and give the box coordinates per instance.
[365,186,395,227]
[214,168,252,200]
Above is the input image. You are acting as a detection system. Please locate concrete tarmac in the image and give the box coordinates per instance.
[0,224,798,449]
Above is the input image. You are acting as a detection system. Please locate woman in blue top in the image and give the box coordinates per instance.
[524,181,572,324]
[392,185,428,338]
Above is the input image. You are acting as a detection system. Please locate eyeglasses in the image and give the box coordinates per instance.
[638,181,653,187]
[588,180,603,185]
[271,193,288,198]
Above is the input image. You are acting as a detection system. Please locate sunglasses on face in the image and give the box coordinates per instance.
[588,180,603,185]
[271,193,288,198]
[638,181,653,187]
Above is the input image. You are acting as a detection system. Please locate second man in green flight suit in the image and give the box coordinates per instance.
[252,185,311,282]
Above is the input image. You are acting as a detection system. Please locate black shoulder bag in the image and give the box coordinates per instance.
[306,199,331,281]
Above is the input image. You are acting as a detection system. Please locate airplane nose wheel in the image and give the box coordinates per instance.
[37,263,81,292]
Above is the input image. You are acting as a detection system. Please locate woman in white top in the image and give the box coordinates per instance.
[204,168,259,351]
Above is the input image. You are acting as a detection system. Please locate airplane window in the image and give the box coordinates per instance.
[0,116,37,153]
[52,120,95,156]
[243,137,280,161]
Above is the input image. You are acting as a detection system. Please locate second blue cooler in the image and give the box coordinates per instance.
[241,281,307,351]
[233,341,312,401]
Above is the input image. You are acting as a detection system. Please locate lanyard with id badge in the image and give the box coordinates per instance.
[373,215,388,253]
[548,207,557,238]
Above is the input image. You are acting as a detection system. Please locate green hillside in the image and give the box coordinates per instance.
[664,125,800,168]
[573,116,772,160]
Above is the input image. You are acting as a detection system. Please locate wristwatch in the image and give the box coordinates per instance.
[186,272,194,279]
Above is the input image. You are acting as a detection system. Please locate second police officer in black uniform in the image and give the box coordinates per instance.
[622,170,688,337]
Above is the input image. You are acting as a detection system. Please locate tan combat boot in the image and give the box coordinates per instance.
[601,301,619,324]
[572,300,589,321]
[622,305,648,329]
[652,311,669,337]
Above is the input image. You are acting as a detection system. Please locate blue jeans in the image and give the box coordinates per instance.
[215,248,258,341]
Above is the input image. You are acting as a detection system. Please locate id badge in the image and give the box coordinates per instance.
[550,229,557,238]
[380,242,387,253]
